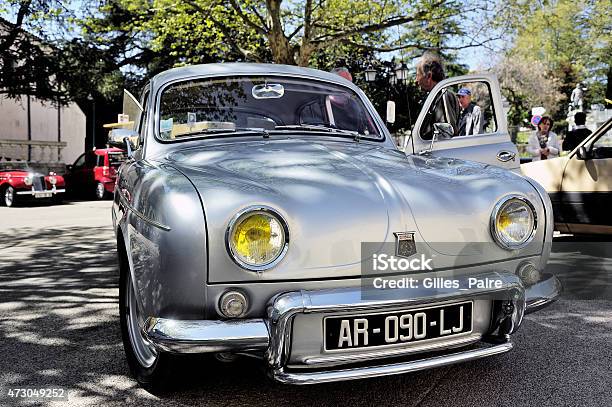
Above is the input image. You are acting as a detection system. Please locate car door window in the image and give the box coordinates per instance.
[85,153,97,168]
[419,81,497,140]
[410,75,517,171]
[73,154,85,169]
[591,127,612,159]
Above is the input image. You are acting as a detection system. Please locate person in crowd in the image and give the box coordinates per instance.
[456,88,483,136]
[563,111,592,151]
[527,116,560,161]
[415,52,460,139]
[331,67,353,82]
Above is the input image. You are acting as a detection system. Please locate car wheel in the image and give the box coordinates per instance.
[119,247,173,389]
[3,186,16,207]
[96,182,108,200]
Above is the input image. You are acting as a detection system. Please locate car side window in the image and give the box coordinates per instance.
[591,126,612,159]
[419,81,497,140]
[73,154,85,168]
[85,153,97,168]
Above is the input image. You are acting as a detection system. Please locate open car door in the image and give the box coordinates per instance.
[406,74,519,172]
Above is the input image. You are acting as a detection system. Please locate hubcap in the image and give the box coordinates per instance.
[96,183,105,199]
[126,274,158,368]
[5,187,13,206]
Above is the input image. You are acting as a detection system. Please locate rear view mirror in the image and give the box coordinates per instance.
[576,146,590,160]
[386,101,396,124]
[433,122,454,139]
[109,128,138,157]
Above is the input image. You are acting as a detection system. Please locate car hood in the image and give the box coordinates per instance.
[165,138,545,282]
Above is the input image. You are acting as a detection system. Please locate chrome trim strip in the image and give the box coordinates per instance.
[16,189,66,195]
[119,194,171,231]
[525,273,562,314]
[271,341,513,385]
[144,317,269,353]
[304,333,482,366]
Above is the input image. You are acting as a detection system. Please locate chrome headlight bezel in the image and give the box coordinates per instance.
[49,176,57,185]
[225,206,290,272]
[490,195,537,250]
[24,174,33,186]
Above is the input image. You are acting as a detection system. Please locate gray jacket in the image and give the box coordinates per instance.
[459,103,483,136]
[420,88,461,140]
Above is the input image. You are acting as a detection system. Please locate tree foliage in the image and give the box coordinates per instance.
[494,57,565,126]
[495,0,612,123]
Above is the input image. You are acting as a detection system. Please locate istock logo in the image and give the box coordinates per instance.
[372,253,433,271]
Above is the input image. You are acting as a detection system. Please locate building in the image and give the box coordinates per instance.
[0,17,85,172]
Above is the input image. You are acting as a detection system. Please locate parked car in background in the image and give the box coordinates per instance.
[522,118,612,235]
[0,161,65,207]
[111,63,560,388]
[64,148,127,199]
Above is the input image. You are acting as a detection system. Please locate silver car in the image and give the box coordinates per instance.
[110,63,560,387]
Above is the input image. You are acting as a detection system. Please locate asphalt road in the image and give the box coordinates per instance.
[0,201,611,406]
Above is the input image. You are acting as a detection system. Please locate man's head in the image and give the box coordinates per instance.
[331,67,353,82]
[574,111,587,125]
[457,88,472,109]
[415,53,445,92]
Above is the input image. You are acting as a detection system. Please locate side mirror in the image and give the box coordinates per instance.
[386,101,396,124]
[433,122,454,139]
[109,128,138,157]
[577,146,590,160]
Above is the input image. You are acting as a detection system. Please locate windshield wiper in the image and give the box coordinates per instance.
[273,124,361,137]
[175,128,270,138]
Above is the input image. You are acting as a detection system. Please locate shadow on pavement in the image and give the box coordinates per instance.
[0,228,611,406]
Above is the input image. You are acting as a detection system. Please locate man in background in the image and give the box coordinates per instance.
[563,111,591,151]
[457,88,483,136]
[331,67,353,82]
[415,53,460,139]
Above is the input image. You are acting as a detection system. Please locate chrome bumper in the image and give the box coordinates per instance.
[525,272,561,313]
[143,271,560,384]
[17,187,65,196]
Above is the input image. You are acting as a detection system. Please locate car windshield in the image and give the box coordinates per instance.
[0,161,30,171]
[158,76,381,141]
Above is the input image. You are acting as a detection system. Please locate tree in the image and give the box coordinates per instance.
[494,57,565,127]
[495,0,611,118]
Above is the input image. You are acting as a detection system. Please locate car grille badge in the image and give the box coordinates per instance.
[394,232,417,258]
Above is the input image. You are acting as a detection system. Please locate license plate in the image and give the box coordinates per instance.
[35,192,52,198]
[324,301,472,351]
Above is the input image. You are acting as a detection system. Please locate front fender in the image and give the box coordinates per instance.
[114,159,208,320]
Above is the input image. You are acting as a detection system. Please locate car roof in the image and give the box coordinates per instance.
[150,62,356,90]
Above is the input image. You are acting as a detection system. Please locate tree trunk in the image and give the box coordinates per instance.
[266,0,295,65]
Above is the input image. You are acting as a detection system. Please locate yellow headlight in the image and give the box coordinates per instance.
[492,196,536,249]
[228,209,288,270]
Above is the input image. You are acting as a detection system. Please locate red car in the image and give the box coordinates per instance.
[65,148,127,199]
[0,162,66,207]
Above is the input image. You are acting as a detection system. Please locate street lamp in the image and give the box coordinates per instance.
[364,65,377,83]
[394,61,409,83]
[87,93,96,150]
[362,59,414,148]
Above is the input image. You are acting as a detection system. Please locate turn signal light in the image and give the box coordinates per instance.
[219,291,248,318]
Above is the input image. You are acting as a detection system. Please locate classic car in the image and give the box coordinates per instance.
[64,147,127,199]
[0,161,65,207]
[522,118,612,235]
[110,63,561,388]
